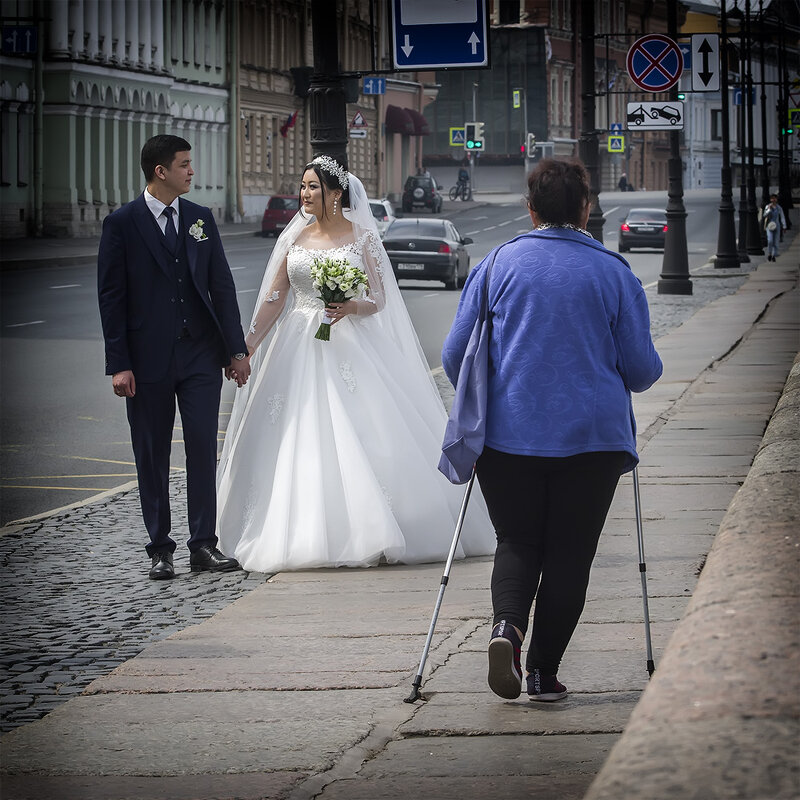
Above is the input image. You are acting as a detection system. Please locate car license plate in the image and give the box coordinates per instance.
[399,262,425,270]
[637,226,655,233]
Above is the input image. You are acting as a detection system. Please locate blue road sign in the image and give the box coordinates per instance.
[734,87,757,106]
[391,0,489,70]
[1,24,38,55]
[679,42,692,71]
[450,127,466,146]
[626,34,683,92]
[610,122,623,133]
[363,77,386,95]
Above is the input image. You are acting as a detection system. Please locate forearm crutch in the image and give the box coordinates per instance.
[633,466,656,676]
[405,470,477,703]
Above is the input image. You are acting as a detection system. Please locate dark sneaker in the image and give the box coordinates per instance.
[487,621,523,699]
[526,669,568,702]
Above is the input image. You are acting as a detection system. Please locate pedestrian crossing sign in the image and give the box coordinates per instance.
[450,127,466,147]
[608,135,625,153]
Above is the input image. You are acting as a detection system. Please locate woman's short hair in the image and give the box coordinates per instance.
[141,135,192,182]
[302,155,351,216]
[526,159,590,227]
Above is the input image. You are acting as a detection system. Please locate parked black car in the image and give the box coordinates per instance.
[619,208,668,252]
[401,175,443,214]
[382,218,472,290]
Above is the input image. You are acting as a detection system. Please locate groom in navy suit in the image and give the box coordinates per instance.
[98,135,251,579]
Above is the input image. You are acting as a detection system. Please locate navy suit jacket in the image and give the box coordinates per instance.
[97,194,247,383]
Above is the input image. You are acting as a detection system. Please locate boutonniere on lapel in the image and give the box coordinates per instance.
[189,219,208,242]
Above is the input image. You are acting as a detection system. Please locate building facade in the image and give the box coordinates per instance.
[0,0,232,238]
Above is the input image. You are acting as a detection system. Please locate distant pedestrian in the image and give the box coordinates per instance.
[763,194,787,262]
[97,134,248,579]
[442,159,663,702]
[618,172,629,192]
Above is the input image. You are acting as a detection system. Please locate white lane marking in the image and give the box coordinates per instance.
[514,214,530,221]
[484,225,498,231]
[423,293,439,298]
[603,206,620,218]
[516,229,528,234]
[50,284,81,289]
[498,220,512,226]
[465,230,481,236]
[6,320,45,328]
[474,215,488,220]
[236,288,258,294]
[230,266,247,271]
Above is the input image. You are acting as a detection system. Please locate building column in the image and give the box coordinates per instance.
[111,0,125,64]
[139,0,151,70]
[125,0,139,66]
[75,106,92,204]
[48,0,70,58]
[98,0,113,62]
[151,0,164,72]
[92,109,108,206]
[83,0,99,59]
[206,0,216,74]
[68,0,84,59]
[106,109,121,207]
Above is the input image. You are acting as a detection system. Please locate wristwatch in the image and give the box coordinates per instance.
[233,352,247,360]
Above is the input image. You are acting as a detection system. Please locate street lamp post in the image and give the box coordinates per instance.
[579,0,604,243]
[758,0,770,210]
[715,0,740,269]
[735,30,750,263]
[308,0,347,165]
[658,0,692,295]
[744,0,764,255]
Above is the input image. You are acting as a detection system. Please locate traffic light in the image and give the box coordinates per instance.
[677,92,686,100]
[526,132,536,157]
[464,121,484,151]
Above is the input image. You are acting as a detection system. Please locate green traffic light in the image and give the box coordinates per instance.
[677,92,686,100]
[466,141,475,149]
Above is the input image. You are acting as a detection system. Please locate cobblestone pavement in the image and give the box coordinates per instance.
[0,258,760,733]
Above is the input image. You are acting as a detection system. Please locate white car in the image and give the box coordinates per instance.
[368,198,396,237]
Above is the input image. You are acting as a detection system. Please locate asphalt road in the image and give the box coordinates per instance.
[0,190,723,525]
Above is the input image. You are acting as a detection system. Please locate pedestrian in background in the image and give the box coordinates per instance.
[97,134,249,579]
[618,172,629,192]
[763,194,787,262]
[442,159,663,702]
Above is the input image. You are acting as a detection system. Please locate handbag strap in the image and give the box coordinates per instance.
[479,247,501,325]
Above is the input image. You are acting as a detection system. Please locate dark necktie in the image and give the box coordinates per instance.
[162,206,178,253]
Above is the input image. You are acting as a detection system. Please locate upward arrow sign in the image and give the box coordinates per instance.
[698,38,713,86]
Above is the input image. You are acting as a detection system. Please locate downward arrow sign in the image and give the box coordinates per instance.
[698,38,714,86]
[401,34,413,58]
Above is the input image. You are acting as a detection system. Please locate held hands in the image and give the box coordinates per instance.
[325,299,356,324]
[112,370,136,398]
[226,353,252,388]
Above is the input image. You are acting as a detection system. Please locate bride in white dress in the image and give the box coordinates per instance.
[216,156,494,573]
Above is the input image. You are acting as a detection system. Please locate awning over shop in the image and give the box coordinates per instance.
[385,104,415,135]
[406,108,431,136]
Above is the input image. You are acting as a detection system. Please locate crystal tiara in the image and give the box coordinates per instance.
[311,155,349,190]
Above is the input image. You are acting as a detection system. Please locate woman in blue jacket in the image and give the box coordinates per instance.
[442,159,662,702]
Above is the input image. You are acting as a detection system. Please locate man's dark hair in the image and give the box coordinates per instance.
[141,135,192,182]
[526,159,590,227]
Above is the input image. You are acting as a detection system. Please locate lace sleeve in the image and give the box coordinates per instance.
[350,230,386,317]
[245,255,290,353]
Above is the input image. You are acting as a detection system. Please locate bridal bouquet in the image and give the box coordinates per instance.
[310,256,368,341]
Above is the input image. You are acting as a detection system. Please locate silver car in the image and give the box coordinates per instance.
[368,198,396,237]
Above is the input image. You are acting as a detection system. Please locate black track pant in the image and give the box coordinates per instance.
[476,447,626,675]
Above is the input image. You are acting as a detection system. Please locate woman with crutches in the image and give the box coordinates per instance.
[442,159,663,702]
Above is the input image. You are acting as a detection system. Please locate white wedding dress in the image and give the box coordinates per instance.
[216,230,495,573]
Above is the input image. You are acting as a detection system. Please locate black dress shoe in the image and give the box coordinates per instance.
[149,551,175,580]
[189,544,241,573]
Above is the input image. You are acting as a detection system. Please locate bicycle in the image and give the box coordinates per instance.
[449,180,472,201]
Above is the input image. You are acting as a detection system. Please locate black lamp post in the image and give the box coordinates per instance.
[744,0,764,255]
[733,22,750,262]
[757,0,770,211]
[579,0,605,243]
[715,0,740,269]
[309,0,347,165]
[658,0,692,295]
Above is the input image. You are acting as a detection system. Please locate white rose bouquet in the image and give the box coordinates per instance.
[310,256,369,341]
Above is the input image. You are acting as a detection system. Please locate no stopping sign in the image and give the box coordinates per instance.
[627,35,683,92]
